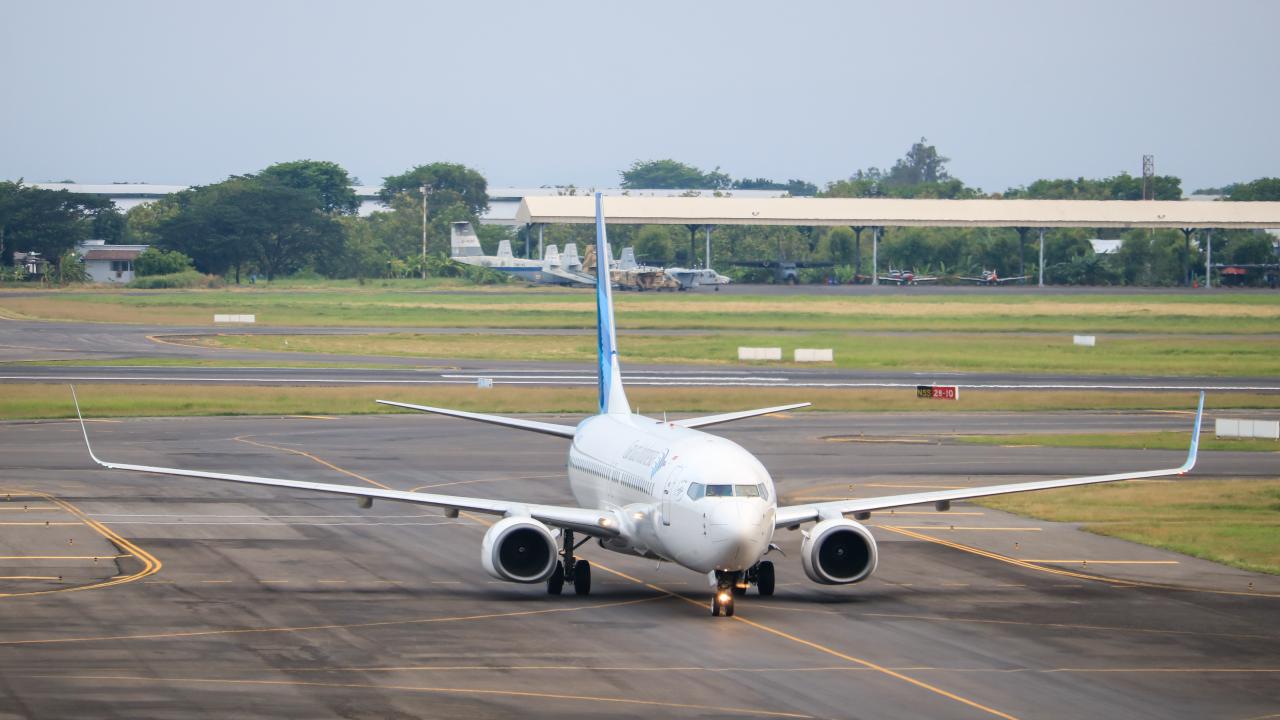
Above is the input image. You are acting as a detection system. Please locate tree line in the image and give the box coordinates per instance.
[3,140,1277,286]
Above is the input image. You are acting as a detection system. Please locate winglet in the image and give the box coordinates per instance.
[70,385,107,468]
[1180,391,1204,474]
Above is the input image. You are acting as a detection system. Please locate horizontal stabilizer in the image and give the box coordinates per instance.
[674,402,811,430]
[375,400,577,438]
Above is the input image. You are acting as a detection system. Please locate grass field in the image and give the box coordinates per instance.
[980,479,1280,575]
[4,287,1280,333]
[957,431,1280,452]
[4,384,1274,421]
[195,331,1280,377]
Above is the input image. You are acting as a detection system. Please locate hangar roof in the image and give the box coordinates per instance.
[516,196,1280,229]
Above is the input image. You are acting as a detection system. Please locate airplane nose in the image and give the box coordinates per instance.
[709,501,769,568]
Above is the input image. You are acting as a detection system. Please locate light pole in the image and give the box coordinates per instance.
[420,184,429,280]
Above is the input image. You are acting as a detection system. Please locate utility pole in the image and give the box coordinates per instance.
[1142,155,1155,201]
[420,184,429,280]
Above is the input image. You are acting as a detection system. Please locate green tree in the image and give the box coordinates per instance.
[380,162,489,218]
[732,177,819,196]
[157,177,343,282]
[125,196,184,245]
[818,227,858,264]
[620,159,732,190]
[134,247,194,276]
[0,181,99,267]
[259,159,360,214]
[1227,178,1280,201]
[1006,173,1182,200]
[633,226,675,265]
[883,138,950,187]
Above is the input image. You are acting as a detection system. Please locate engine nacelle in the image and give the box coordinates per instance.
[800,518,879,585]
[480,516,558,583]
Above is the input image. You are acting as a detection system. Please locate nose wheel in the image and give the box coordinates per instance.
[547,530,591,596]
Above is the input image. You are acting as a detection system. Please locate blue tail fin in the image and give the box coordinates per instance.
[595,193,630,415]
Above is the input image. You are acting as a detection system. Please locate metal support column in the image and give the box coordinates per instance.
[1204,230,1212,289]
[538,224,544,259]
[1181,228,1194,286]
[705,226,712,269]
[871,227,880,286]
[524,223,531,258]
[1037,228,1046,287]
[851,226,864,282]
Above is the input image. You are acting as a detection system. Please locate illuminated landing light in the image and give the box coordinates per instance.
[717,591,732,604]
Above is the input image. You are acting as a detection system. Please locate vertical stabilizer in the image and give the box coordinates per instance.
[544,245,561,267]
[595,193,630,415]
[563,243,582,271]
[619,247,637,270]
[450,222,484,258]
[497,240,514,261]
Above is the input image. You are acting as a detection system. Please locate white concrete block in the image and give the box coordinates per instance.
[476,377,494,389]
[738,347,782,361]
[214,314,256,323]
[1215,418,1239,438]
[1254,420,1280,440]
[1073,335,1096,347]
[794,348,834,362]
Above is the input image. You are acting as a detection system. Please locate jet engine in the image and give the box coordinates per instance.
[800,518,878,585]
[480,516,558,583]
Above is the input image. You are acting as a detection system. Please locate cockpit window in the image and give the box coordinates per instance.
[688,483,770,500]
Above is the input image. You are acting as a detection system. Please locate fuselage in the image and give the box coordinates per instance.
[567,413,775,574]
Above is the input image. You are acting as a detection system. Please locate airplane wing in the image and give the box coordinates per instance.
[674,402,811,430]
[996,275,1029,284]
[375,400,577,438]
[72,391,617,538]
[775,393,1203,529]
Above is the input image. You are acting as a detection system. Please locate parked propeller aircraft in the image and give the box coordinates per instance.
[958,269,1029,285]
[76,193,1203,617]
[449,221,594,286]
[878,267,939,285]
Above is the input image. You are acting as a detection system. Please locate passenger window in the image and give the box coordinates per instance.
[686,482,705,501]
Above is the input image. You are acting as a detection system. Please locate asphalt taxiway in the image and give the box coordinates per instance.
[1,412,1276,719]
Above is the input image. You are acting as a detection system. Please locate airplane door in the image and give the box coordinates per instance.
[660,467,683,526]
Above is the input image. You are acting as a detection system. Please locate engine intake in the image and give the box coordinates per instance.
[481,516,558,583]
[800,518,878,585]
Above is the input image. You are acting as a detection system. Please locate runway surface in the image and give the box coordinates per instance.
[2,412,1277,719]
[3,320,1278,391]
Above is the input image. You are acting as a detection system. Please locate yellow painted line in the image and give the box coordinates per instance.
[234,436,393,490]
[0,576,61,581]
[1020,560,1180,565]
[145,334,202,350]
[0,521,81,526]
[589,564,1020,720]
[285,415,338,421]
[227,443,1020,720]
[200,580,231,584]
[0,505,59,511]
[317,580,347,584]
[0,555,132,560]
[883,511,985,516]
[410,473,561,492]
[878,526,1042,532]
[879,525,1280,598]
[0,488,162,599]
[0,595,666,646]
[21,675,813,719]
[861,611,1279,642]
[864,483,968,490]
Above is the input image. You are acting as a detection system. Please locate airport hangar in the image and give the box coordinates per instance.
[516,196,1280,287]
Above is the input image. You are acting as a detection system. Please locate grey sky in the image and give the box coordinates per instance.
[3,0,1277,193]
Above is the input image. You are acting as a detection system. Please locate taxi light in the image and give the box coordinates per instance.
[717,591,732,604]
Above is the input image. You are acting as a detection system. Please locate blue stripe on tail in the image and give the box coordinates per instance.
[595,193,628,415]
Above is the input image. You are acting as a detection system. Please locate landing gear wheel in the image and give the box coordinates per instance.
[756,561,775,597]
[723,595,735,616]
[573,559,591,596]
[547,560,564,595]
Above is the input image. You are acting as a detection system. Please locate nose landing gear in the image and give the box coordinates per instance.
[547,529,592,596]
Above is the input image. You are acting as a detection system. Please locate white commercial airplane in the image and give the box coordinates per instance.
[75,193,1204,617]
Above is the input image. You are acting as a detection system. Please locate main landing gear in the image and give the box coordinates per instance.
[711,561,775,617]
[547,529,591,596]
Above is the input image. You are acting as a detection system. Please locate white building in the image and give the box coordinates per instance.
[77,240,148,283]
